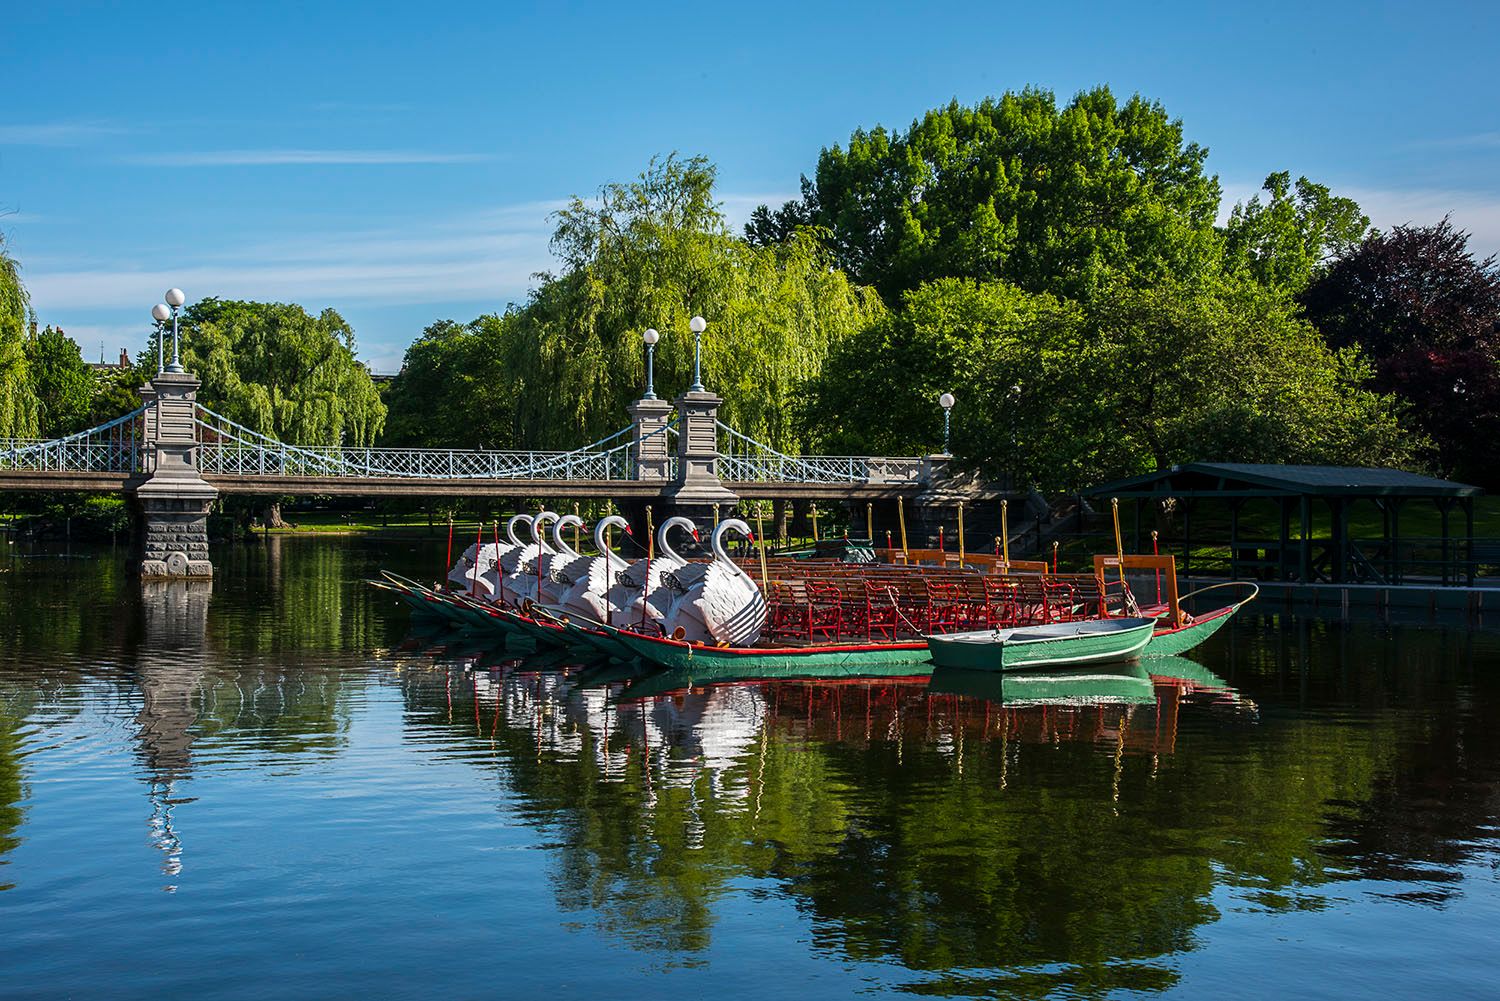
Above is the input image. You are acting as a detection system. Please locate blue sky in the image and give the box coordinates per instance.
[4,0,1498,371]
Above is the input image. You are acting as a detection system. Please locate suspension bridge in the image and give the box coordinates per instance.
[0,368,971,578]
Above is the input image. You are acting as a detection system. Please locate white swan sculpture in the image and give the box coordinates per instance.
[538,513,587,604]
[503,510,557,604]
[555,515,632,623]
[605,516,698,628]
[479,514,536,603]
[661,518,766,646]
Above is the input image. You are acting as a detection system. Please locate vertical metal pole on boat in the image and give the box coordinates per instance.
[958,502,965,566]
[1151,529,1162,604]
[1111,497,1126,585]
[1001,499,1009,573]
[898,497,909,562]
[755,503,770,589]
[866,503,873,545]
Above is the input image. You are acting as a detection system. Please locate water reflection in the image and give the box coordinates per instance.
[132,580,212,887]
[0,539,1497,999]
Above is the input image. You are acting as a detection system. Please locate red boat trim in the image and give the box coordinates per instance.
[616,631,930,657]
[1151,603,1235,636]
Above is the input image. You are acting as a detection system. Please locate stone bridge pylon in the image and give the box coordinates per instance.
[133,371,216,579]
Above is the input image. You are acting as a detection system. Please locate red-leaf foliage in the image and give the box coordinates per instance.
[1303,219,1500,483]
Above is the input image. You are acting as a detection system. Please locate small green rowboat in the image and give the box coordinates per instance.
[926,616,1158,672]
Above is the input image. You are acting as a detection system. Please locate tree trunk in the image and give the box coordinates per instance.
[263,501,285,529]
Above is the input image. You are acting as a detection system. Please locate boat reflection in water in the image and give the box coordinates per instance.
[388,639,1267,987]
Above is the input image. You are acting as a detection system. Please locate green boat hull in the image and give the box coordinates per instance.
[600,625,934,675]
[1142,603,1240,657]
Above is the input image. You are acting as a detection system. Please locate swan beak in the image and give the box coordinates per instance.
[692,529,700,541]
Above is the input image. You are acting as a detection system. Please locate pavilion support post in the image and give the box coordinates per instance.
[1334,499,1349,585]
[1182,498,1192,576]
[1465,497,1476,586]
[1299,496,1312,582]
[1278,497,1291,582]
[1229,498,1242,579]
[1390,498,1404,585]
[1439,498,1453,586]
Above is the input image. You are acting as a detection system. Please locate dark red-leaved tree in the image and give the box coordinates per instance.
[1303,219,1500,484]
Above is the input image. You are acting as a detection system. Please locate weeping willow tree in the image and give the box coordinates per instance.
[180,298,386,447]
[0,235,39,439]
[385,155,882,451]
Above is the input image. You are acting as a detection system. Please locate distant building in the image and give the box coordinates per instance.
[87,347,133,373]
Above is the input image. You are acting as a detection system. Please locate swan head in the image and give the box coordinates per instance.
[552,513,585,556]
[593,514,630,554]
[505,514,531,547]
[530,510,559,547]
[657,516,698,563]
[712,518,754,560]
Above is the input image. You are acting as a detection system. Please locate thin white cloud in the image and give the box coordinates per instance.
[23,201,558,310]
[0,122,130,146]
[120,148,493,166]
[19,190,837,368]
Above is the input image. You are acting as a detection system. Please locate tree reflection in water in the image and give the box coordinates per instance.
[385,620,1500,997]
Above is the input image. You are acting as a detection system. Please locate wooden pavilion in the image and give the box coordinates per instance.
[1089,463,1483,586]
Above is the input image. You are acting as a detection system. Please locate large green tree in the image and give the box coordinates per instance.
[25,327,96,436]
[750,87,1223,303]
[803,276,1414,489]
[0,236,38,439]
[180,298,386,447]
[382,317,514,448]
[1222,171,1370,292]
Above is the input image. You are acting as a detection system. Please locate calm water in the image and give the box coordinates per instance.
[2,537,1499,999]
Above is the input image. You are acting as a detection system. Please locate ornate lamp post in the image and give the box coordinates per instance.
[688,315,707,392]
[642,328,660,399]
[160,287,186,373]
[150,303,171,373]
[939,392,956,455]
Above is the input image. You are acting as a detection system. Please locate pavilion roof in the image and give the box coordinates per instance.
[1089,462,1482,499]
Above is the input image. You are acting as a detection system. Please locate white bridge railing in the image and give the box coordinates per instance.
[194,406,651,481]
[0,408,149,474]
[716,421,925,485]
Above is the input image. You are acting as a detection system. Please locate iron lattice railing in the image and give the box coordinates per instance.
[0,407,149,474]
[715,421,924,484]
[193,406,648,481]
